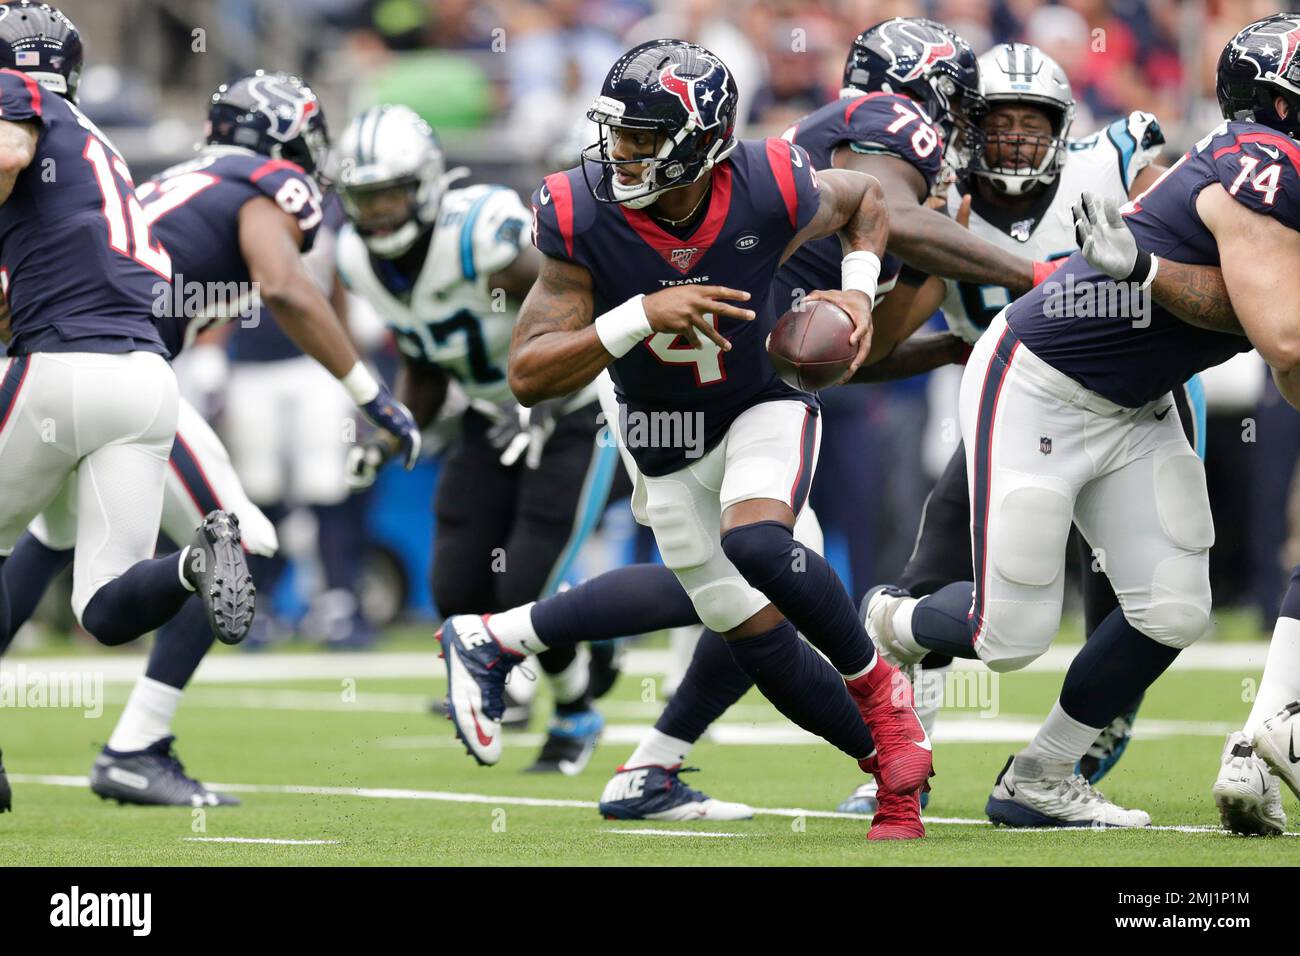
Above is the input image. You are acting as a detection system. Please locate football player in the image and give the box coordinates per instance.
[0,2,248,808]
[0,70,420,806]
[838,42,1208,816]
[1209,16,1300,837]
[437,36,945,842]
[864,13,1299,829]
[335,105,620,775]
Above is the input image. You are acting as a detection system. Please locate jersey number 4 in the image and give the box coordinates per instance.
[83,135,172,278]
[646,314,725,385]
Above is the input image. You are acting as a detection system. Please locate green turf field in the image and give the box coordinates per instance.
[2,619,1299,866]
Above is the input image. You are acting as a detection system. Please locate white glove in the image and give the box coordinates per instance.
[1072,191,1157,285]
[346,440,391,491]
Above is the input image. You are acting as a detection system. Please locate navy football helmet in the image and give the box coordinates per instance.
[206,71,330,180]
[0,1,82,102]
[1217,13,1300,138]
[583,39,738,208]
[843,18,984,174]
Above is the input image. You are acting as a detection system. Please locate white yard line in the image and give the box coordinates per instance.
[182,837,340,845]
[12,773,1289,834]
[0,642,1275,684]
[606,828,744,838]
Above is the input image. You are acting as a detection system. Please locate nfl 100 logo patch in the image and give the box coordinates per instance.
[670,247,701,271]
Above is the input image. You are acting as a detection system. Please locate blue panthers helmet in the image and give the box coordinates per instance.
[1217,13,1300,138]
[582,39,738,208]
[843,18,984,172]
[0,1,82,102]
[206,71,330,179]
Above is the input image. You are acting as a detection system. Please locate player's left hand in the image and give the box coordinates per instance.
[491,398,566,469]
[804,287,874,382]
[360,382,421,470]
[1073,191,1145,281]
[346,439,392,491]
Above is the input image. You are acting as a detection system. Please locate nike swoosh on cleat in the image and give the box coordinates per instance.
[467,700,494,748]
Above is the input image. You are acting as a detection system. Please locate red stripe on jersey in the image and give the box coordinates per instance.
[1212,131,1300,172]
[619,161,733,273]
[764,138,800,229]
[843,90,898,125]
[544,172,575,258]
[250,158,306,182]
[0,68,43,117]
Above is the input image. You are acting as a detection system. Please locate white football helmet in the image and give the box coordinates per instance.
[336,104,466,258]
[973,43,1075,196]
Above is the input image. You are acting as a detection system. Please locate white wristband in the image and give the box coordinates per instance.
[1140,254,1159,291]
[340,360,380,405]
[842,250,882,301]
[594,294,652,358]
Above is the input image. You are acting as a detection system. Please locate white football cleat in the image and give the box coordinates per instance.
[1252,701,1300,803]
[1212,731,1286,836]
[859,585,925,673]
[985,754,1151,828]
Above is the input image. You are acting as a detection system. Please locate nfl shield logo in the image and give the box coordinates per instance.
[1040,436,1052,455]
[1011,219,1033,242]
[670,247,700,271]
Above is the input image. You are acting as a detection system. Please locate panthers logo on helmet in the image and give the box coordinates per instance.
[658,60,731,130]
[875,19,957,84]
[246,74,320,144]
[1229,15,1300,79]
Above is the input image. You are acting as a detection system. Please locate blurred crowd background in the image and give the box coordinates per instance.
[18,0,1300,650]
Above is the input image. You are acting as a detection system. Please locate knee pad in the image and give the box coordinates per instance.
[975,601,1060,672]
[1153,446,1214,551]
[719,521,793,586]
[990,477,1072,587]
[689,576,769,633]
[1127,553,1212,649]
[644,478,714,570]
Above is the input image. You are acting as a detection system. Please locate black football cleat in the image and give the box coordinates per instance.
[90,737,239,807]
[184,511,255,645]
[525,709,604,776]
[0,748,11,813]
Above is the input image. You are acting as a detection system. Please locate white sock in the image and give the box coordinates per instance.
[486,603,547,654]
[107,677,183,753]
[892,597,924,656]
[1244,616,1300,735]
[177,548,195,592]
[625,729,693,769]
[1018,700,1104,778]
[549,644,591,706]
[843,653,877,682]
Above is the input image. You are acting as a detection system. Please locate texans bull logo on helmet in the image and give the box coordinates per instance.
[874,18,958,84]
[245,73,320,144]
[1227,15,1300,85]
[658,62,730,131]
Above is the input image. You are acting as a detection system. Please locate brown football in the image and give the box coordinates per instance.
[767,299,856,392]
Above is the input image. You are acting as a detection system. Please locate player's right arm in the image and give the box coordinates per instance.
[835,149,1043,294]
[0,118,36,205]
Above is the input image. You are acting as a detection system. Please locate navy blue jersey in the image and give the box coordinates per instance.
[532,138,821,475]
[230,193,344,364]
[775,92,944,309]
[0,70,168,356]
[136,147,325,358]
[1005,120,1285,406]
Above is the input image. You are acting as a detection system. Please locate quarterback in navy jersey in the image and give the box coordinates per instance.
[863,15,1300,831]
[436,38,942,843]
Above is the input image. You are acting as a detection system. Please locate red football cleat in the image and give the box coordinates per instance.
[847,658,932,795]
[867,778,925,841]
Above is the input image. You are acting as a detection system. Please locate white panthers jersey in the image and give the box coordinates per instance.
[942,110,1164,343]
[337,184,531,405]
